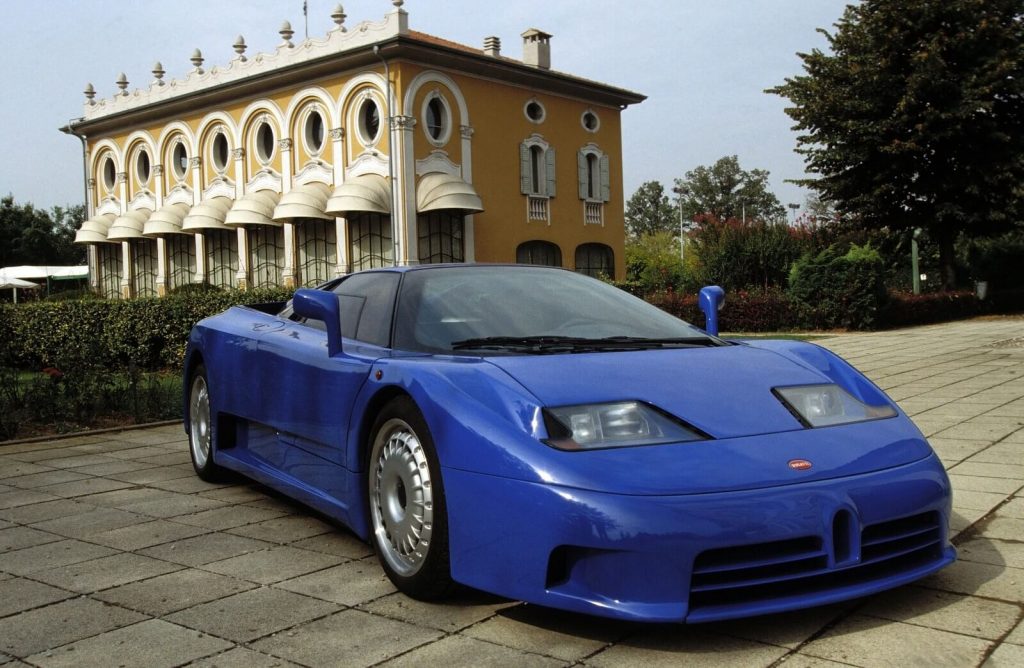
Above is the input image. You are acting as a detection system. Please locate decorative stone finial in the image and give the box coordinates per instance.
[190,48,205,73]
[330,4,347,30]
[84,82,96,104]
[152,62,165,86]
[279,21,294,47]
[116,72,129,95]
[392,0,404,7]
[233,35,247,60]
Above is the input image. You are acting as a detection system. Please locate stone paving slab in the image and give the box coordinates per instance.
[0,316,1022,667]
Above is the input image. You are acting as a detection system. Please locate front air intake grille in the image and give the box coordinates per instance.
[688,511,944,615]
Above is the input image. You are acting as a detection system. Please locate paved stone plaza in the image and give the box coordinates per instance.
[1,317,1022,667]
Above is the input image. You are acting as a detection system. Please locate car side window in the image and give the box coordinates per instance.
[332,272,401,347]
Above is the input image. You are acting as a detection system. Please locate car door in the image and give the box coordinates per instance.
[252,271,401,480]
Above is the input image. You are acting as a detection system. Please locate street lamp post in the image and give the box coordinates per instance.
[788,203,800,223]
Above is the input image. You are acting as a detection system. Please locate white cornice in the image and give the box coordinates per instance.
[82,12,406,122]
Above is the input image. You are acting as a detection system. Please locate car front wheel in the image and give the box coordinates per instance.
[368,396,453,599]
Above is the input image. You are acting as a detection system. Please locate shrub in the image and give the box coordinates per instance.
[0,287,294,372]
[963,231,1024,289]
[624,232,690,294]
[647,287,798,332]
[879,291,980,329]
[688,215,814,291]
[788,243,887,329]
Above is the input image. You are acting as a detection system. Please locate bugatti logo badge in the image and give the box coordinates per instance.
[789,459,813,471]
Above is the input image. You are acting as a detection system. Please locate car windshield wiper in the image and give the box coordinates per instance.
[449,335,722,353]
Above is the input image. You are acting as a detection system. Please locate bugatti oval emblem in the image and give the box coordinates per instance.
[789,459,813,471]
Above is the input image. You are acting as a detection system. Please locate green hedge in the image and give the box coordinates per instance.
[789,243,888,330]
[0,287,294,372]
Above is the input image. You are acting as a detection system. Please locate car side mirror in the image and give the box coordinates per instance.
[292,288,343,356]
[698,285,725,336]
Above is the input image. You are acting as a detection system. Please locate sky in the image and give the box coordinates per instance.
[0,0,852,217]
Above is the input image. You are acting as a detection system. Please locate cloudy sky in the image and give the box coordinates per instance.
[0,0,850,214]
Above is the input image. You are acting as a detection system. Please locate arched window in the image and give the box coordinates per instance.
[586,153,599,200]
[516,240,562,267]
[575,243,614,279]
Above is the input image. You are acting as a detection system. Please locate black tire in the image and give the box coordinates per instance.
[367,396,453,599]
[187,364,228,482]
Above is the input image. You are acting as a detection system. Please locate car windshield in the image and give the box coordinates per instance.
[393,265,716,354]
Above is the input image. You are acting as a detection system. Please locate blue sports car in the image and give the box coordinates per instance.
[183,264,954,622]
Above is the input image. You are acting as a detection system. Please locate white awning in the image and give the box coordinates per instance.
[0,265,88,281]
[325,174,391,216]
[0,277,39,289]
[417,173,484,214]
[143,202,192,236]
[226,190,283,227]
[74,213,118,244]
[272,182,332,222]
[181,197,233,232]
[106,209,153,241]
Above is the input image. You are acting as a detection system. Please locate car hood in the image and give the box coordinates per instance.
[485,345,822,439]
[469,345,933,495]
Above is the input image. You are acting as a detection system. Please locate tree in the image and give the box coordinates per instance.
[673,156,787,224]
[625,180,679,238]
[769,0,1024,290]
[0,196,86,267]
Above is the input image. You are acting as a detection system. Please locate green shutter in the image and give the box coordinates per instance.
[577,151,588,200]
[519,143,531,194]
[545,147,556,197]
[600,154,611,202]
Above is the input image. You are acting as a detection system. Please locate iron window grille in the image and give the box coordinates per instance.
[297,218,338,287]
[516,240,562,267]
[204,230,239,289]
[247,226,285,289]
[417,212,465,264]
[574,243,615,279]
[166,234,196,290]
[131,238,158,298]
[97,244,122,299]
[348,213,393,271]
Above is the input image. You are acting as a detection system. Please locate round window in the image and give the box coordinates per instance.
[256,122,276,163]
[102,156,116,191]
[304,109,326,154]
[582,110,600,132]
[212,132,229,172]
[136,151,151,185]
[358,97,381,145]
[424,97,447,142]
[525,100,545,124]
[172,143,189,180]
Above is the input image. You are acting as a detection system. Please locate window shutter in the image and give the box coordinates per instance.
[545,147,556,197]
[519,143,531,194]
[577,151,588,200]
[600,155,611,202]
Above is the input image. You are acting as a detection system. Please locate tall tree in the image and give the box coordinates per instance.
[0,196,86,267]
[625,180,679,238]
[770,0,1024,290]
[673,156,787,225]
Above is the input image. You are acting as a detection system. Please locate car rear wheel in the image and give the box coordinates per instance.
[368,396,453,599]
[188,365,227,482]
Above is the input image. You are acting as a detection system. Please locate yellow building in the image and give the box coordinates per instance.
[64,2,644,298]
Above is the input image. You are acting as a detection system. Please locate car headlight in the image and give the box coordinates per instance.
[774,384,897,428]
[543,401,706,451]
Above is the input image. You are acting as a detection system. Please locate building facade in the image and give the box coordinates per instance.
[65,2,644,298]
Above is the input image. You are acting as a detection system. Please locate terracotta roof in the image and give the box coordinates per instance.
[404,29,643,102]
[408,30,484,56]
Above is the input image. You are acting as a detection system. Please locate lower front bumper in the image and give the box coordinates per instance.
[443,454,954,622]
